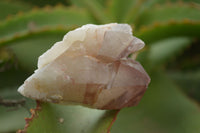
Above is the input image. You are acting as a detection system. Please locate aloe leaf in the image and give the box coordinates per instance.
[0,0,32,20]
[0,67,29,90]
[18,102,119,133]
[124,0,167,23]
[107,0,139,22]
[0,59,35,133]
[0,7,94,40]
[135,22,200,72]
[81,0,108,23]
[0,28,72,71]
[168,70,200,103]
[70,0,108,23]
[148,37,192,69]
[157,0,200,4]
[0,105,28,133]
[0,86,35,133]
[0,48,30,90]
[135,22,200,44]
[0,48,15,71]
[111,70,200,133]
[70,0,107,7]
[166,38,200,70]
[136,37,192,73]
[136,3,200,28]
[18,0,70,7]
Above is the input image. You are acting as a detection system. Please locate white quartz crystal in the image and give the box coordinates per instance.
[18,23,150,110]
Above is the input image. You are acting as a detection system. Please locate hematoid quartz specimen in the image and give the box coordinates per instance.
[18,23,150,110]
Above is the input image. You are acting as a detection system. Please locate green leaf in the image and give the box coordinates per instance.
[0,0,32,20]
[148,37,192,69]
[136,22,200,44]
[0,7,94,40]
[0,105,27,133]
[136,3,200,28]
[18,0,70,7]
[70,0,107,7]
[111,70,200,133]
[0,67,29,89]
[0,48,30,89]
[124,0,163,23]
[168,70,200,103]
[0,49,34,133]
[134,49,151,73]
[22,102,118,133]
[166,39,200,70]
[0,60,35,133]
[0,86,35,133]
[0,48,15,71]
[70,0,108,23]
[156,0,200,4]
[0,28,71,71]
[107,0,138,22]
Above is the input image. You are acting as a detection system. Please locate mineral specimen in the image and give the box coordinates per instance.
[18,23,150,110]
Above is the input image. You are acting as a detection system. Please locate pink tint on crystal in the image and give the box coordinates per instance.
[18,23,150,110]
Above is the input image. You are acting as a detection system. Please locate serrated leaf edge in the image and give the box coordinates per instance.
[0,26,76,48]
[17,101,42,133]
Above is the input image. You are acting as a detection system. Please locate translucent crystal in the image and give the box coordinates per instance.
[18,23,150,110]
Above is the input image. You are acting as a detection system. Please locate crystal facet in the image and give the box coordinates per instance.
[18,23,150,110]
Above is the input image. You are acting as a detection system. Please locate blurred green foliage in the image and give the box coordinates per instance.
[0,0,199,133]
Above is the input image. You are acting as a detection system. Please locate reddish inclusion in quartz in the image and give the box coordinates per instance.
[18,24,150,110]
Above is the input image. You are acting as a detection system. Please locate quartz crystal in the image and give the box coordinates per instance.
[18,23,150,110]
